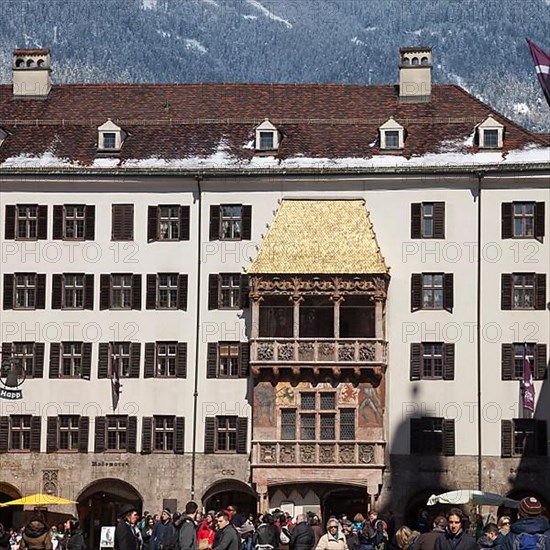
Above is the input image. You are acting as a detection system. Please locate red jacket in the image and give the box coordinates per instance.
[197,522,215,547]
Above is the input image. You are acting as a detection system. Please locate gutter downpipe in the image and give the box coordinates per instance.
[476,173,483,491]
[191,174,203,500]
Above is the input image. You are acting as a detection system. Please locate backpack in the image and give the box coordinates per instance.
[513,533,546,550]
[280,527,290,545]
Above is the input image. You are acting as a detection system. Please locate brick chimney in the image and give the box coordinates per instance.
[399,46,432,101]
[13,49,52,98]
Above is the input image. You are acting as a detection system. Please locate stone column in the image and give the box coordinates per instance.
[293,297,302,339]
[256,485,269,513]
[332,296,343,339]
[374,298,384,339]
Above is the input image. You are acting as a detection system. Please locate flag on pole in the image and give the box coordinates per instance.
[111,356,121,411]
[523,344,535,414]
[526,39,550,107]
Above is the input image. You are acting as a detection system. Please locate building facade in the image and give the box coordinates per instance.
[0,47,549,538]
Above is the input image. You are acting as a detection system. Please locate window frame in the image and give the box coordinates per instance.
[62,273,85,310]
[155,342,178,378]
[58,415,80,452]
[61,342,83,378]
[219,205,243,241]
[14,273,37,310]
[12,342,36,378]
[15,204,38,240]
[512,202,536,239]
[110,274,133,310]
[158,205,181,241]
[513,419,539,457]
[421,203,434,238]
[9,415,32,451]
[157,273,179,310]
[153,415,175,452]
[421,273,444,310]
[62,205,86,241]
[110,342,131,378]
[105,415,128,451]
[218,273,241,309]
[511,273,535,310]
[421,342,444,379]
[217,342,241,378]
[215,415,238,453]
[384,130,400,149]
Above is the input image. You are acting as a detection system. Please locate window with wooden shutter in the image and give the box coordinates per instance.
[443,274,453,312]
[51,274,62,309]
[236,417,248,454]
[84,205,95,240]
[501,203,513,239]
[155,342,177,377]
[410,417,448,455]
[144,343,155,378]
[174,417,185,454]
[180,206,190,241]
[100,274,111,310]
[81,343,92,380]
[53,205,64,240]
[0,417,9,453]
[129,343,141,378]
[58,415,80,451]
[36,274,46,310]
[4,205,16,240]
[49,343,61,378]
[37,205,48,240]
[240,275,250,309]
[204,417,216,454]
[127,416,137,453]
[410,203,422,239]
[218,342,240,378]
[176,343,187,378]
[535,274,546,310]
[98,343,109,378]
[78,417,90,453]
[209,205,221,241]
[241,205,252,240]
[30,416,41,452]
[147,206,159,242]
[178,275,188,310]
[410,343,422,380]
[46,417,58,453]
[33,343,45,378]
[433,202,445,239]
[95,417,106,453]
[215,416,238,453]
[410,418,422,454]
[146,274,156,309]
[534,344,548,381]
[131,274,142,310]
[206,343,218,379]
[141,417,153,454]
[443,343,455,380]
[501,344,514,380]
[14,205,40,240]
[208,274,219,309]
[153,416,175,452]
[501,274,512,310]
[84,275,94,310]
[534,202,545,241]
[111,204,134,241]
[509,419,546,457]
[239,343,250,378]
[410,274,422,312]
[443,419,455,456]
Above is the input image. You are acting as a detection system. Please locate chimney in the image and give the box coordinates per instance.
[13,49,52,98]
[399,46,432,101]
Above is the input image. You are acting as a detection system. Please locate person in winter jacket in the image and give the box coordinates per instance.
[413,516,447,550]
[0,523,10,550]
[254,515,280,550]
[477,524,502,550]
[115,504,140,550]
[213,512,240,550]
[152,510,177,550]
[500,497,550,550]
[61,518,85,550]
[434,509,476,550]
[141,517,155,550]
[290,515,315,550]
[342,521,360,550]
[20,515,53,550]
[359,512,386,550]
[178,502,198,550]
[315,519,348,550]
[197,512,216,550]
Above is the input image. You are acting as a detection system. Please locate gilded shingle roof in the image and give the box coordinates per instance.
[248,200,388,274]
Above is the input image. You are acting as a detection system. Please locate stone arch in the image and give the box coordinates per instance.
[0,482,23,531]
[202,479,257,515]
[405,487,450,528]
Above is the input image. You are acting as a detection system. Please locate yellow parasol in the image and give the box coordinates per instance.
[0,493,77,507]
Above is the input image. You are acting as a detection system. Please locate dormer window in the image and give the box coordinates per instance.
[98,120,125,153]
[255,119,280,152]
[478,116,504,149]
[379,118,405,150]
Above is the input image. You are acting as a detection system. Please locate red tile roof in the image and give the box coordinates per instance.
[0,83,546,169]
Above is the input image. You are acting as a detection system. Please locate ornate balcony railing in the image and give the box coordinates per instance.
[251,338,387,364]
[252,440,385,467]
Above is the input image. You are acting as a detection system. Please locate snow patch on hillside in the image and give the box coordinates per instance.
[185,39,208,54]
[513,103,530,114]
[245,0,292,28]
[352,37,367,46]
[141,0,157,9]
[243,14,258,20]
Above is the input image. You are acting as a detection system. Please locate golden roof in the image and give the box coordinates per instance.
[248,199,388,274]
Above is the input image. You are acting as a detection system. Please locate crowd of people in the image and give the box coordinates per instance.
[1,496,548,550]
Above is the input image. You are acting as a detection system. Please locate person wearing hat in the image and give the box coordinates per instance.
[315,519,348,550]
[500,497,550,550]
[152,509,177,550]
[237,521,256,550]
[115,504,140,550]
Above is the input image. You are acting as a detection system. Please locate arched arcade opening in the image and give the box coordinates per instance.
[202,479,257,516]
[0,483,23,531]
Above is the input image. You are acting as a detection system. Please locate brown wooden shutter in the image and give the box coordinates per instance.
[208,274,219,310]
[34,343,45,378]
[178,275,188,311]
[98,343,109,379]
[501,274,512,310]
[534,202,545,240]
[207,343,218,379]
[410,343,422,380]
[236,417,248,454]
[443,274,453,312]
[535,274,546,310]
[78,417,90,453]
[81,343,92,380]
[95,417,106,453]
[147,206,158,242]
[501,420,513,457]
[129,343,141,378]
[127,416,137,453]
[84,274,94,310]
[240,275,250,309]
[0,417,9,453]
[241,206,252,240]
[51,274,62,309]
[537,421,547,456]
[433,202,445,239]
[131,275,142,310]
[501,344,514,380]
[443,419,455,456]
[410,203,422,239]
[410,418,422,454]
[204,417,216,454]
[1,343,12,363]
[3,274,14,310]
[144,343,156,378]
[175,417,185,454]
[4,205,15,240]
[84,205,95,240]
[38,205,48,240]
[112,204,134,241]
[36,274,46,309]
[100,274,110,310]
[180,205,190,241]
[239,343,250,378]
[146,275,157,310]
[49,343,61,379]
[443,343,455,381]
[52,205,64,240]
[141,417,153,455]
[411,274,422,312]
[534,344,548,381]
[501,203,513,239]
[30,416,41,452]
[176,343,187,378]
[209,205,220,240]
[46,417,58,453]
